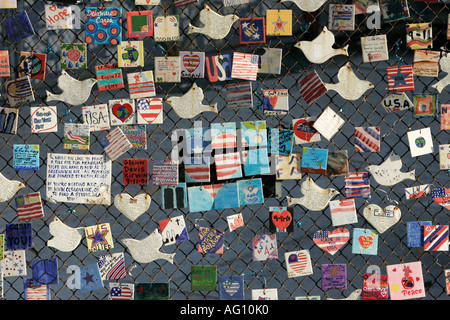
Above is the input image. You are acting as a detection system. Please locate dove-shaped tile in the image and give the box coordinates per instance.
[280,0,327,12]
[432,53,450,93]
[0,172,24,202]
[46,70,97,106]
[366,151,415,186]
[323,62,374,100]
[294,26,348,64]
[287,176,339,211]
[47,217,84,252]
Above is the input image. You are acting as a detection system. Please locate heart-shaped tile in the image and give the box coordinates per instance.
[224,281,240,296]
[112,103,133,122]
[313,227,349,255]
[359,235,373,249]
[183,54,200,73]
[272,210,292,231]
[363,204,401,234]
[114,193,151,221]
[137,98,163,124]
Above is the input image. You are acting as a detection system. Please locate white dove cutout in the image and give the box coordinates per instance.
[187,4,239,40]
[165,83,218,119]
[121,229,176,264]
[280,0,327,12]
[327,289,362,300]
[286,176,339,211]
[0,172,24,202]
[46,70,97,106]
[113,193,151,221]
[294,26,348,64]
[47,217,84,252]
[366,151,415,186]
[324,62,374,100]
[431,53,450,93]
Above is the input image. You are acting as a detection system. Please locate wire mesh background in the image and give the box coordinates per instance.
[0,0,448,300]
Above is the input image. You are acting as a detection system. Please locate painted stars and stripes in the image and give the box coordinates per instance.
[226,82,253,109]
[423,225,449,251]
[184,162,211,182]
[354,126,381,152]
[99,127,133,161]
[66,130,87,145]
[110,284,133,300]
[313,228,350,255]
[431,187,450,209]
[214,152,243,180]
[287,251,309,274]
[25,282,49,300]
[15,192,44,221]
[137,98,163,124]
[231,52,259,81]
[128,72,156,99]
[345,172,371,198]
[299,70,328,104]
[387,65,415,92]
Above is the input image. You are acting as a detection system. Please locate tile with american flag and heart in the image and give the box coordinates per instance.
[180,51,205,78]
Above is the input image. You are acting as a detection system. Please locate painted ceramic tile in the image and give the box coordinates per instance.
[301,147,328,175]
[423,225,449,251]
[329,198,358,227]
[82,104,110,132]
[0,0,16,8]
[406,22,432,50]
[128,71,156,100]
[407,127,433,157]
[262,89,289,115]
[0,50,9,77]
[218,275,245,300]
[155,56,181,83]
[152,160,178,185]
[313,107,345,141]
[441,104,450,130]
[135,283,170,300]
[15,192,44,221]
[206,53,233,82]
[24,279,49,300]
[84,223,114,253]
[64,123,90,150]
[353,0,379,14]
[183,125,212,155]
[275,154,302,180]
[329,4,355,30]
[227,213,244,231]
[154,15,180,42]
[30,106,58,133]
[413,50,439,77]
[19,52,46,79]
[285,250,313,278]
[45,4,73,29]
[174,0,198,7]
[326,150,349,177]
[405,184,431,200]
[79,263,104,293]
[354,126,381,152]
[321,264,347,290]
[32,258,58,285]
[231,52,259,81]
[241,120,267,147]
[135,0,160,4]
[226,81,253,109]
[432,187,450,210]
[352,228,378,255]
[85,7,122,45]
[239,17,265,44]
[269,207,294,233]
[361,34,389,63]
[60,43,87,69]
[345,172,371,198]
[188,186,214,212]
[109,282,134,300]
[242,148,270,176]
[237,178,264,206]
[382,92,413,113]
[191,265,217,291]
[123,125,147,150]
[439,144,450,170]
[136,98,163,125]
[109,98,136,126]
[211,122,237,149]
[95,64,124,91]
[407,221,431,247]
[13,144,39,171]
[412,94,437,118]
[3,11,35,43]
[127,10,153,38]
[184,158,211,183]
[299,70,328,104]
[258,48,282,74]
[161,183,187,210]
[5,223,32,250]
[295,295,321,300]
[5,76,34,107]
[379,0,409,22]
[266,10,292,36]
[97,252,126,280]
[214,152,243,180]
[213,183,240,210]
[387,65,414,92]
[223,0,248,6]
[122,158,148,184]
[1,250,26,277]
[198,227,225,254]
[362,274,388,300]
[446,270,450,295]
[159,215,188,246]
[292,117,321,144]
[386,261,425,300]
[118,41,144,67]
[180,51,205,78]
[252,288,278,300]
[251,234,278,261]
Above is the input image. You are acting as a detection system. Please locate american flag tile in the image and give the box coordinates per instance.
[99,127,133,161]
[15,192,44,221]
[109,282,134,300]
[299,70,328,104]
[387,65,415,92]
[226,81,253,109]
[231,52,259,81]
[285,250,313,278]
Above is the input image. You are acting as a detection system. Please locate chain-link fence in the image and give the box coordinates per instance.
[0,0,448,300]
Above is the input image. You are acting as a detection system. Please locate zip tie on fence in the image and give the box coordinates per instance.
[299,21,311,32]
[394,39,406,64]
[58,206,76,218]
[46,46,55,54]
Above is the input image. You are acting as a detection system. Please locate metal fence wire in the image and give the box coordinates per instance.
[0,0,448,300]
